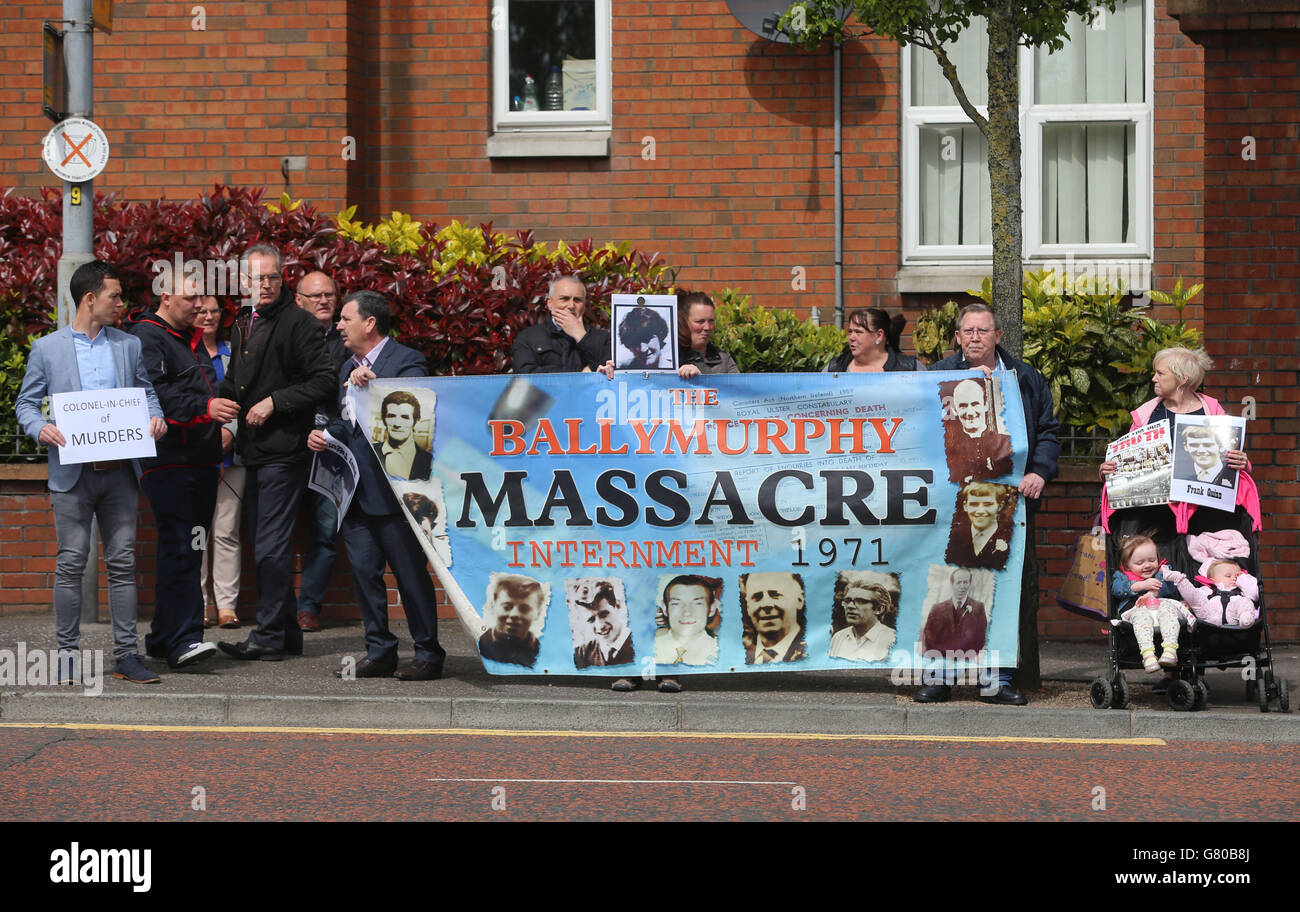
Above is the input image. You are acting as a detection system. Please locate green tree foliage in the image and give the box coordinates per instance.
[914,271,1203,434]
[777,1,1119,358]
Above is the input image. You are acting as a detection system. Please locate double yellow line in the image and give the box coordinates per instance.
[0,721,1165,746]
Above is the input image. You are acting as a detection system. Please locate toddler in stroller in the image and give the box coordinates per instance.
[1165,559,1260,628]
[1112,535,1196,674]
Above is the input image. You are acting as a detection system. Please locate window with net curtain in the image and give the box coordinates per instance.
[910,0,1146,249]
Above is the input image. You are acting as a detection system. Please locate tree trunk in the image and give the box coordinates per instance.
[1018,518,1042,690]
[985,3,1024,358]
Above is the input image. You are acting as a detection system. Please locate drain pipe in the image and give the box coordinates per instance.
[833,38,844,329]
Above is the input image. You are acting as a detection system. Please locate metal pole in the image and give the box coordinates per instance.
[59,0,100,623]
[833,40,844,329]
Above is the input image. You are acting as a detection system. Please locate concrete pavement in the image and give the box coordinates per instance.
[0,613,1295,742]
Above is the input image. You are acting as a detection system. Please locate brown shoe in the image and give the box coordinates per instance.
[218,610,241,629]
[203,609,218,628]
[296,610,320,632]
[394,659,443,681]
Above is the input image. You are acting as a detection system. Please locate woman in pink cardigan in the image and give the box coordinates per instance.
[1100,347,1258,531]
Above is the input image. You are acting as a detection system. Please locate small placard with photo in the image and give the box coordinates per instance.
[611,294,678,372]
[1169,414,1246,512]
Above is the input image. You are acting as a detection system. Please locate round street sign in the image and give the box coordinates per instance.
[41,117,110,182]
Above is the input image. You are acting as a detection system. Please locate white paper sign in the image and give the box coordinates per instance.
[308,431,359,531]
[50,387,155,465]
[1169,414,1246,512]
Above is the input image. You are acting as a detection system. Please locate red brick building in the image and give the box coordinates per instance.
[0,0,1295,641]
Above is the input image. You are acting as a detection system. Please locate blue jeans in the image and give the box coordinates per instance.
[297,490,338,617]
[49,464,141,662]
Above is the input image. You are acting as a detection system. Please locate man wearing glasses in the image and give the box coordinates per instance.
[919,303,1060,706]
[217,244,337,661]
[294,271,347,633]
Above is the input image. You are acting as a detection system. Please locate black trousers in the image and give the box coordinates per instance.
[141,464,219,662]
[244,461,308,651]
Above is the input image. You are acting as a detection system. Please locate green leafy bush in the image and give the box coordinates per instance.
[0,291,39,459]
[713,290,846,373]
[913,270,1203,434]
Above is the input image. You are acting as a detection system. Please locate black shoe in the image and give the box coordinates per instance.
[394,659,443,681]
[611,678,641,692]
[217,640,284,662]
[657,678,683,693]
[978,685,1028,706]
[914,684,952,703]
[336,656,397,679]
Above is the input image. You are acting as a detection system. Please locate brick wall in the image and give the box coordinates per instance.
[3,2,1201,312]
[1171,4,1300,642]
[0,1,353,211]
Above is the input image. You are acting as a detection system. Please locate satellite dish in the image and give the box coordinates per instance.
[725,0,794,44]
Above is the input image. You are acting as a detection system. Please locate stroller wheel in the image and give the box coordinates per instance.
[1192,681,1209,712]
[1111,674,1129,710]
[1169,679,1196,712]
[1258,672,1271,713]
[1279,678,1290,714]
[1089,677,1113,710]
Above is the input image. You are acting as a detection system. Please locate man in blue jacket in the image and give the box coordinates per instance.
[15,260,167,684]
[921,303,1060,706]
[308,290,445,680]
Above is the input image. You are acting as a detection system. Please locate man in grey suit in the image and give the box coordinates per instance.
[16,260,167,684]
[308,290,445,680]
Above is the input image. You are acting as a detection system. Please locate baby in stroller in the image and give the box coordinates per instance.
[1112,535,1196,674]
[1165,559,1260,628]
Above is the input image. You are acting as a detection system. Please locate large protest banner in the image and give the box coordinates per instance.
[351,370,1029,677]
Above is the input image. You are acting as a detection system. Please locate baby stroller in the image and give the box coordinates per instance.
[1090,501,1289,713]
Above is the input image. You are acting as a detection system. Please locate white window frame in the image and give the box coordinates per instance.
[900,1,1154,269]
[491,0,612,133]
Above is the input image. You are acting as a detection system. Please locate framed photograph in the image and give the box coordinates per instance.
[611,294,678,372]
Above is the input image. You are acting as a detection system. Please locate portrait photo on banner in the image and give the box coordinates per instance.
[393,478,451,567]
[566,577,636,669]
[945,480,1020,571]
[827,570,900,664]
[937,376,1012,483]
[611,294,678,372]
[369,386,437,481]
[477,572,550,669]
[653,573,722,668]
[919,565,997,656]
[739,571,809,666]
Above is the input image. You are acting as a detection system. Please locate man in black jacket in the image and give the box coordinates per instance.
[919,303,1060,706]
[511,276,612,373]
[218,244,338,661]
[129,274,242,669]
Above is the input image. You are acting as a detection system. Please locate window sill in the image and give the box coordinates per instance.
[898,259,1152,294]
[487,131,611,159]
[896,265,991,294]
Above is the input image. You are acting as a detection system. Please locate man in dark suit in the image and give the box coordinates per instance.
[1174,424,1237,489]
[308,290,445,680]
[921,568,988,655]
[572,583,634,668]
[372,390,432,481]
[944,481,1016,571]
[740,572,808,665]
